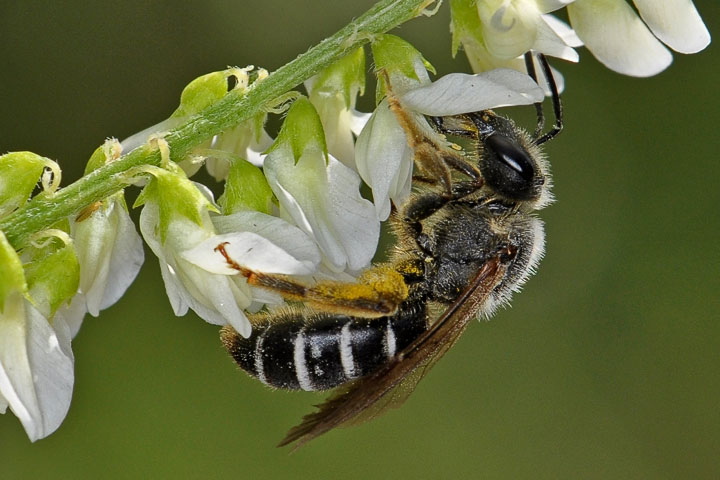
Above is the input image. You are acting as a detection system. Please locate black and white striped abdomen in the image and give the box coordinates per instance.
[221,303,428,391]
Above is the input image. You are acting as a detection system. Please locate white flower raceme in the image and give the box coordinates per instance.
[0,230,77,442]
[567,0,711,77]
[356,35,545,220]
[263,97,380,274]
[306,47,370,170]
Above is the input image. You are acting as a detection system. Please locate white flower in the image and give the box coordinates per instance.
[475,0,578,62]
[306,47,370,170]
[137,166,256,337]
[205,119,274,178]
[182,210,322,310]
[137,159,322,337]
[182,210,321,277]
[451,0,581,93]
[71,195,144,318]
[355,99,415,221]
[357,35,544,220]
[0,293,74,442]
[567,0,711,77]
[263,97,380,274]
[0,231,75,442]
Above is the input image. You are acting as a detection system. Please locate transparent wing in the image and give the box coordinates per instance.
[278,254,507,449]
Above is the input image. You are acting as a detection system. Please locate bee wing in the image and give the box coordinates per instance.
[278,254,507,449]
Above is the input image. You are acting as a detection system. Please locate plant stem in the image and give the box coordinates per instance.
[0,0,433,248]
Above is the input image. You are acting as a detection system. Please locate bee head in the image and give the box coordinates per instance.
[469,113,551,208]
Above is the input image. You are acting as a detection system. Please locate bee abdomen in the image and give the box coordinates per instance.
[221,306,427,391]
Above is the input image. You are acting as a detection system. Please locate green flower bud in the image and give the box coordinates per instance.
[218,157,274,215]
[134,164,218,243]
[266,96,327,163]
[0,152,60,218]
[24,231,79,318]
[370,34,435,103]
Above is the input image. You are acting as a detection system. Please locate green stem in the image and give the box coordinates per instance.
[0,0,433,248]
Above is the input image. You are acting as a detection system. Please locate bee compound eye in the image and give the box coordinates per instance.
[481,133,538,200]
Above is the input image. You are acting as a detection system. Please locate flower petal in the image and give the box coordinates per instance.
[54,294,88,339]
[181,231,319,276]
[532,18,579,62]
[325,155,381,271]
[477,0,541,59]
[542,14,583,47]
[73,199,144,317]
[568,0,672,77]
[355,101,413,220]
[139,202,253,337]
[0,295,74,442]
[400,70,544,116]
[350,109,372,136]
[264,148,379,272]
[536,0,575,12]
[119,117,180,154]
[633,0,710,54]
[98,202,144,312]
[314,94,357,169]
[213,210,322,268]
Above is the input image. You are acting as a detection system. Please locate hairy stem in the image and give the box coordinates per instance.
[0,0,434,248]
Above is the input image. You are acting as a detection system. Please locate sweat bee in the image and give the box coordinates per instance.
[220,53,562,448]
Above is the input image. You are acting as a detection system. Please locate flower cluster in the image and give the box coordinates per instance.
[451,0,710,87]
[0,0,710,441]
[0,145,143,441]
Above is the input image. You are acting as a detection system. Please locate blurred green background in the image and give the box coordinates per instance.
[1,1,718,478]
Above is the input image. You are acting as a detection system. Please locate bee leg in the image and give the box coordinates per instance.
[229,262,409,318]
[441,153,483,184]
[428,115,477,138]
[411,174,437,185]
[385,90,454,195]
[427,115,484,184]
[401,193,453,255]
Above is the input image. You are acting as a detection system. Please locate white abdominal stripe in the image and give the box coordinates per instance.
[225,308,428,392]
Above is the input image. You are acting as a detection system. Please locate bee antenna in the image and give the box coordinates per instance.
[533,53,563,146]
